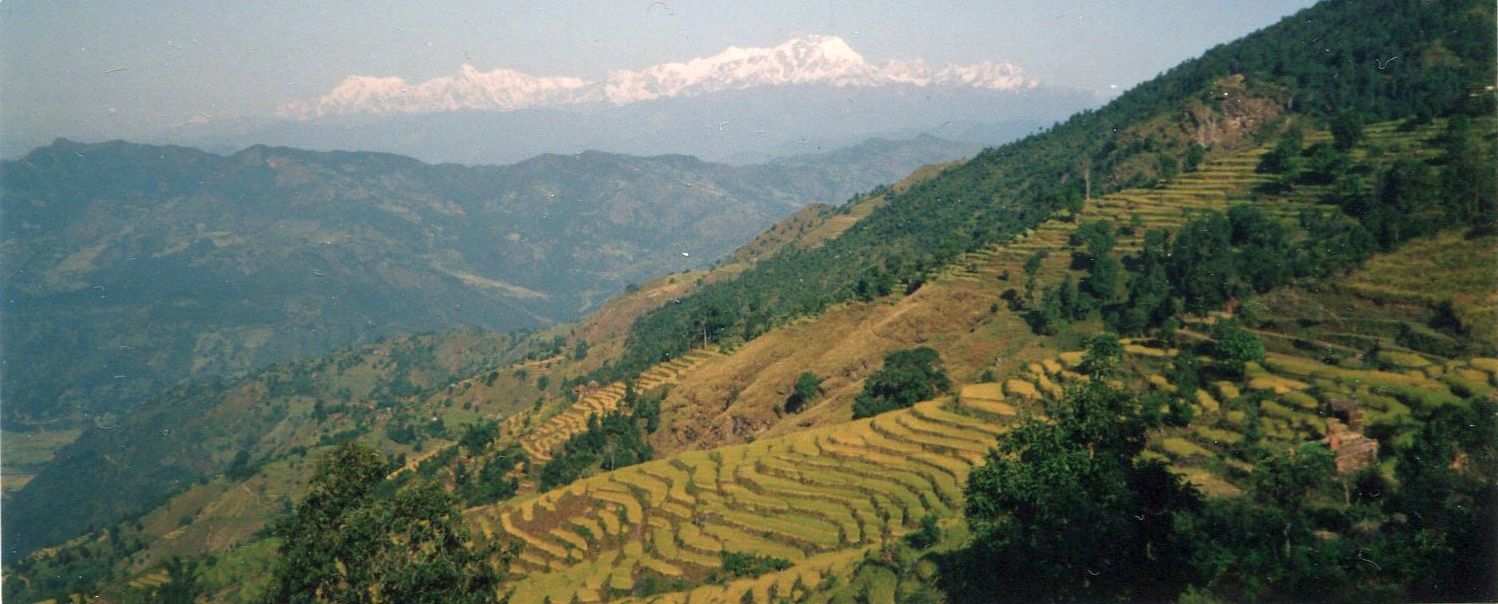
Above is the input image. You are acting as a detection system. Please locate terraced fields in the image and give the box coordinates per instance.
[929,122,1436,293]
[460,120,1487,603]
[518,350,723,463]
[1131,333,1498,497]
[470,392,1020,602]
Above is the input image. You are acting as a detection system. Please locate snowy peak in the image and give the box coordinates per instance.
[604,35,880,103]
[279,68,592,119]
[279,35,1036,119]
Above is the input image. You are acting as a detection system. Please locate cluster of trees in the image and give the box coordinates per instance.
[536,384,663,490]
[446,422,526,506]
[264,442,506,603]
[717,551,794,580]
[456,446,525,507]
[948,335,1497,603]
[1025,220,1122,334]
[1323,116,1497,248]
[1,518,155,603]
[851,348,951,419]
[784,371,823,413]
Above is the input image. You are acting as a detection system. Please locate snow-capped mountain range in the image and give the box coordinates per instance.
[279,35,1035,119]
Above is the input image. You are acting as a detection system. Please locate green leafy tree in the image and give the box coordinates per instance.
[1080,333,1124,376]
[1257,127,1303,174]
[1211,321,1265,379]
[1184,143,1206,172]
[905,513,942,549]
[264,441,504,604]
[958,343,1199,602]
[1167,212,1238,313]
[459,421,498,455]
[1330,110,1364,151]
[786,372,823,413]
[1252,443,1333,515]
[1175,444,1338,601]
[1021,250,1048,308]
[156,556,199,604]
[851,348,951,418]
[1157,153,1180,182]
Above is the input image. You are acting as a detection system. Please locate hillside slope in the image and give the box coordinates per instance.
[457,118,1495,603]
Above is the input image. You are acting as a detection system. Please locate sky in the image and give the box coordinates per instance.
[0,0,1318,156]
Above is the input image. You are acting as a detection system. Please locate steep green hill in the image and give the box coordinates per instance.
[601,0,1495,384]
[0,135,978,425]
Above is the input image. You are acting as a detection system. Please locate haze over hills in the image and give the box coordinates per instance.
[164,35,1095,165]
[0,133,980,426]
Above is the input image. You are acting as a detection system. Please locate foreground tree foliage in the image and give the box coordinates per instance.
[955,336,1200,602]
[264,442,505,604]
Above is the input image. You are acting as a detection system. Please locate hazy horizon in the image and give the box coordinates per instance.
[2,1,1316,158]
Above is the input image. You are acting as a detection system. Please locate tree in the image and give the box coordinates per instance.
[1211,321,1264,379]
[459,421,498,454]
[851,348,951,418]
[786,372,822,413]
[1022,250,1048,308]
[1386,397,1498,600]
[1167,212,1237,313]
[1157,153,1180,183]
[1107,229,1173,335]
[1027,286,1065,336]
[1257,127,1303,174]
[155,556,199,604]
[1226,205,1294,293]
[264,441,504,604]
[1330,110,1364,151]
[1184,143,1206,172]
[226,450,255,481]
[958,344,1199,602]
[1068,220,1115,268]
[905,513,942,549]
[1079,255,1120,308]
[1253,443,1333,514]
[1437,114,1497,231]
[1080,333,1124,376]
[1298,142,1351,185]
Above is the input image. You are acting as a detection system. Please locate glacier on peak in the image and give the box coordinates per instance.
[278,35,1035,119]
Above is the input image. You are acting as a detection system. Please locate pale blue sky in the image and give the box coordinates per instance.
[1,1,1317,153]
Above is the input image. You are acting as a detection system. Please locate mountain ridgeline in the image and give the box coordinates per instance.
[0,134,980,425]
